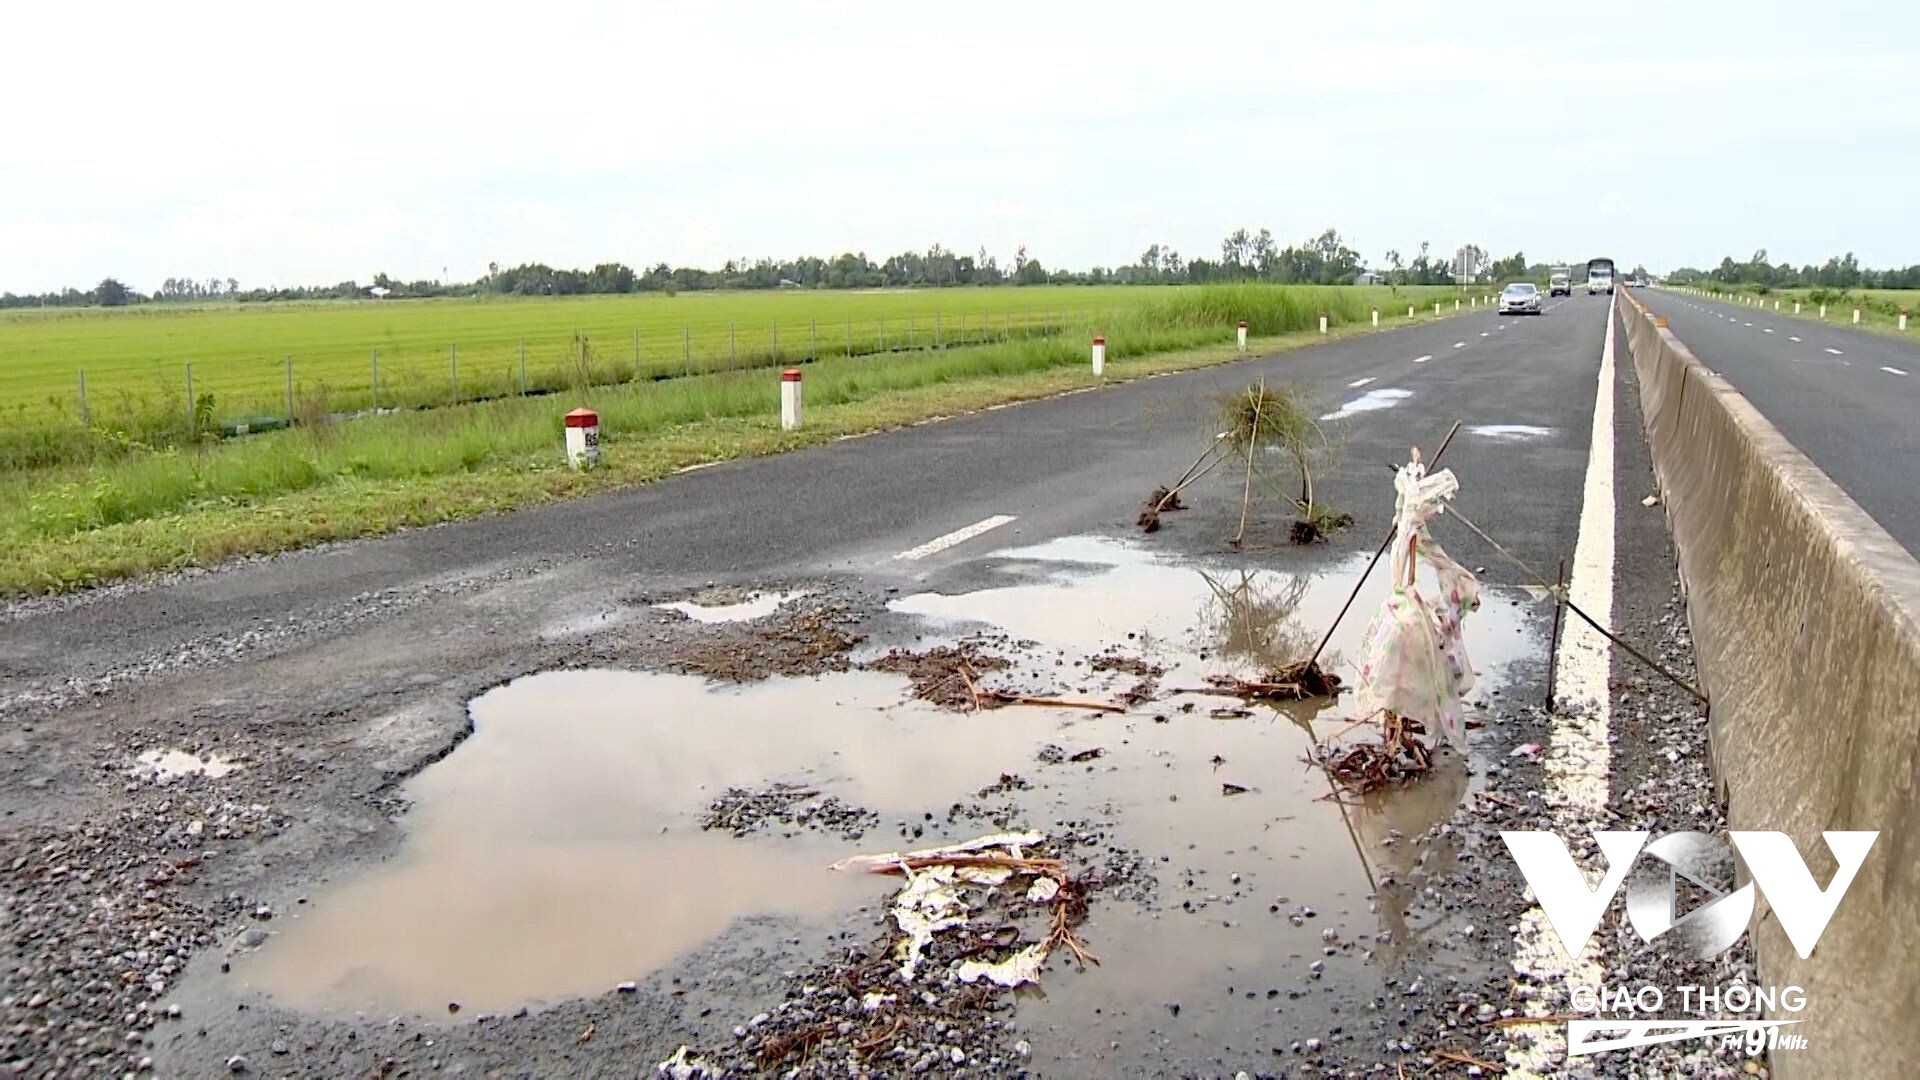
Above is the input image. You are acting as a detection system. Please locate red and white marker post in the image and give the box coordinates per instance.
[1237,320,1248,351]
[1371,306,1379,328]
[1318,311,1328,335]
[1091,335,1106,376]
[780,368,803,430]
[564,408,599,469]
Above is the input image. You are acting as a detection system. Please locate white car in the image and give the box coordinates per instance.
[1499,282,1543,315]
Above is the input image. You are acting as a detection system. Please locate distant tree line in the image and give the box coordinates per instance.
[1661,250,1920,290]
[3,227,1495,310]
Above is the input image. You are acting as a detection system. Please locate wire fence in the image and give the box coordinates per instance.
[10,302,1128,460]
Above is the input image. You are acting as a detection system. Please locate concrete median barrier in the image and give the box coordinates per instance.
[1618,292,1920,1077]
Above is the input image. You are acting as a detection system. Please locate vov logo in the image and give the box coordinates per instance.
[1500,831,1878,960]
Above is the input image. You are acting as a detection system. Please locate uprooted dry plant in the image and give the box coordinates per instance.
[1230,380,1350,546]
[1137,379,1349,545]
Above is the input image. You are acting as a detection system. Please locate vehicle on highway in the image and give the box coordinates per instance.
[1549,272,1572,297]
[1586,257,1616,295]
[1498,282,1543,315]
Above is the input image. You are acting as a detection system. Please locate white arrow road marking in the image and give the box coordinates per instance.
[894,515,1017,562]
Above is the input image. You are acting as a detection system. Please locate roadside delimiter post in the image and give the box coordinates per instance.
[1091,335,1106,376]
[565,408,599,469]
[1237,321,1248,351]
[780,368,803,431]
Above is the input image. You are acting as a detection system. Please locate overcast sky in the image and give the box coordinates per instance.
[3,1,1915,293]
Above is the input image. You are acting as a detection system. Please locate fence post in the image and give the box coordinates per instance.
[284,355,293,420]
[371,348,379,407]
[77,370,89,426]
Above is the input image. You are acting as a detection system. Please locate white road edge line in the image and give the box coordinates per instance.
[1882,366,1909,376]
[892,515,1018,562]
[1506,290,1617,1077]
[1413,354,1432,364]
[1348,376,1376,388]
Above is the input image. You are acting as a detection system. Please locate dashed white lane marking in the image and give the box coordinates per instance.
[1413,354,1432,364]
[1825,347,1845,355]
[1790,336,1802,342]
[1762,328,1774,334]
[1452,342,1467,349]
[1506,290,1619,1077]
[1743,322,1754,327]
[1348,376,1376,388]
[1883,367,1909,376]
[1480,331,1491,337]
[893,515,1017,561]
[1320,387,1413,421]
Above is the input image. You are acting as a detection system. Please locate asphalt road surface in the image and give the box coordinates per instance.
[5,292,1742,1078]
[1633,287,1920,555]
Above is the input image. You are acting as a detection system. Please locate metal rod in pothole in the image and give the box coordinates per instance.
[1303,419,1463,671]
[1545,557,1567,709]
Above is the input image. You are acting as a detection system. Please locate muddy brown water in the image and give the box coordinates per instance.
[241,536,1542,1040]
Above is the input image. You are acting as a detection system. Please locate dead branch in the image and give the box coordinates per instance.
[979,690,1127,714]
[1433,1047,1505,1073]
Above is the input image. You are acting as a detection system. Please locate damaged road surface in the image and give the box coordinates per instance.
[3,297,1740,1076]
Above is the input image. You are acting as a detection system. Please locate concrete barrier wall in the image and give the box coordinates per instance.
[1617,292,1920,1077]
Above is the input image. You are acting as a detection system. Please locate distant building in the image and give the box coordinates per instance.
[1354,270,1384,286]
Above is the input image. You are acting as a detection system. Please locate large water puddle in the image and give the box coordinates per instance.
[242,535,1542,1025]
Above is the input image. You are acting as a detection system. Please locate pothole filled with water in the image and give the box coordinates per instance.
[654,589,811,623]
[240,536,1543,1032]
